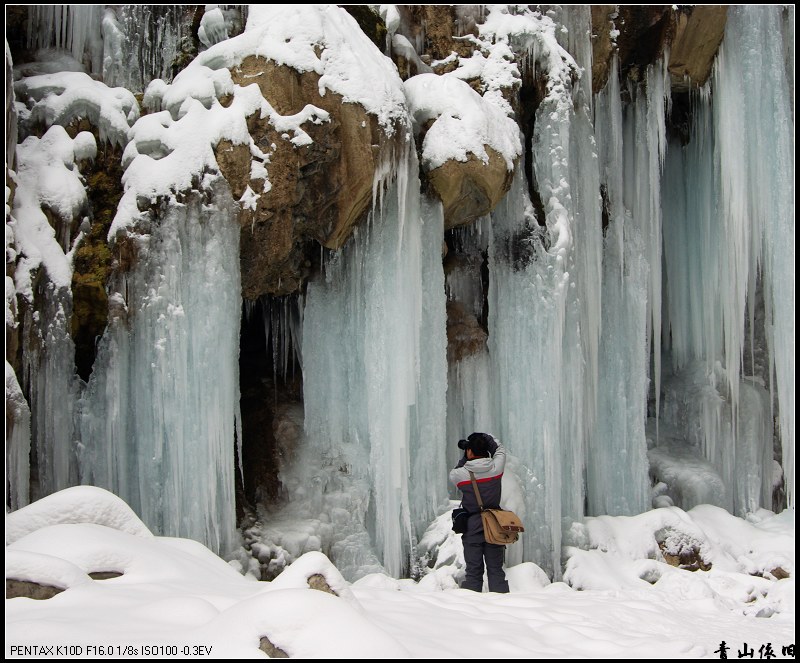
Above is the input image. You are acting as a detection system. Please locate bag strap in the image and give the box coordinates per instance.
[468,471,484,511]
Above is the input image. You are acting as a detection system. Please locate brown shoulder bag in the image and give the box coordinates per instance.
[468,471,524,545]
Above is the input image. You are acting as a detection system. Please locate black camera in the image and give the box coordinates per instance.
[457,439,469,451]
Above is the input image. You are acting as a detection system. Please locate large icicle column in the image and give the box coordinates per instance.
[716,6,795,507]
[9,125,101,501]
[79,184,241,555]
[591,56,666,517]
[479,7,604,576]
[303,148,448,580]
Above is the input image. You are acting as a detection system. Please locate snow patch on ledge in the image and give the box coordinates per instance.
[13,71,139,148]
[404,73,521,171]
[198,5,407,133]
[5,549,92,589]
[9,125,93,300]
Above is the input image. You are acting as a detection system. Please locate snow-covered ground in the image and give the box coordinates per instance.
[5,487,794,659]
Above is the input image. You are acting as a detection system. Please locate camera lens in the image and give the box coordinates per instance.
[458,439,469,450]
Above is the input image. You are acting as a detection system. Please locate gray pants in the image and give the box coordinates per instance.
[462,540,509,593]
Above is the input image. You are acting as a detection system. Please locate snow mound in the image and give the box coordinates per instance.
[8,522,243,586]
[268,550,359,607]
[6,485,153,544]
[404,73,521,171]
[563,505,795,614]
[5,488,793,657]
[506,562,551,591]
[204,587,410,659]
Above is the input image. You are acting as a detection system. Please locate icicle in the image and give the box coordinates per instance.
[656,6,791,513]
[102,6,193,92]
[661,89,722,375]
[488,171,570,579]
[26,6,104,75]
[258,296,303,385]
[6,361,32,510]
[22,283,80,500]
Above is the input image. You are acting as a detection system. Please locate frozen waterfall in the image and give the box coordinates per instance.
[657,5,794,511]
[301,144,448,578]
[6,5,793,580]
[78,183,242,555]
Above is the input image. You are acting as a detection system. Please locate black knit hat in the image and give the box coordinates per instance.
[467,432,491,456]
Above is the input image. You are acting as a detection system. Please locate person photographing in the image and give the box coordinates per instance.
[449,432,509,593]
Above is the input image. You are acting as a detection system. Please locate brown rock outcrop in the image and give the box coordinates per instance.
[446,301,487,362]
[591,6,617,94]
[68,126,125,381]
[307,573,338,595]
[668,6,727,90]
[428,147,514,230]
[592,6,727,92]
[6,579,64,600]
[259,637,289,658]
[615,6,674,84]
[217,56,395,299]
[766,566,790,580]
[395,6,479,64]
[656,527,711,572]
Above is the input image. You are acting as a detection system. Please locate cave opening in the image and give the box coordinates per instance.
[236,296,304,521]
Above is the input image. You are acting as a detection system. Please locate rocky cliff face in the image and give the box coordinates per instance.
[219,56,392,298]
[6,5,729,311]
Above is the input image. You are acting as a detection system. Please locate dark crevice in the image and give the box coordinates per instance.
[70,135,124,383]
[238,299,280,512]
[519,60,547,227]
[600,184,611,236]
[666,89,693,145]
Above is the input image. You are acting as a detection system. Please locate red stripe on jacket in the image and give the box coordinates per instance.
[456,473,503,488]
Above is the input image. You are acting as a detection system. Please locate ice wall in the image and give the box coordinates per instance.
[659,5,794,509]
[659,363,773,515]
[302,146,447,578]
[102,6,195,93]
[714,6,794,506]
[24,5,197,93]
[488,172,568,578]
[78,183,242,555]
[444,217,493,471]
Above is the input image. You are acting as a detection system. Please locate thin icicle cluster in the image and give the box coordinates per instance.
[715,7,795,506]
[7,125,96,504]
[26,6,105,76]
